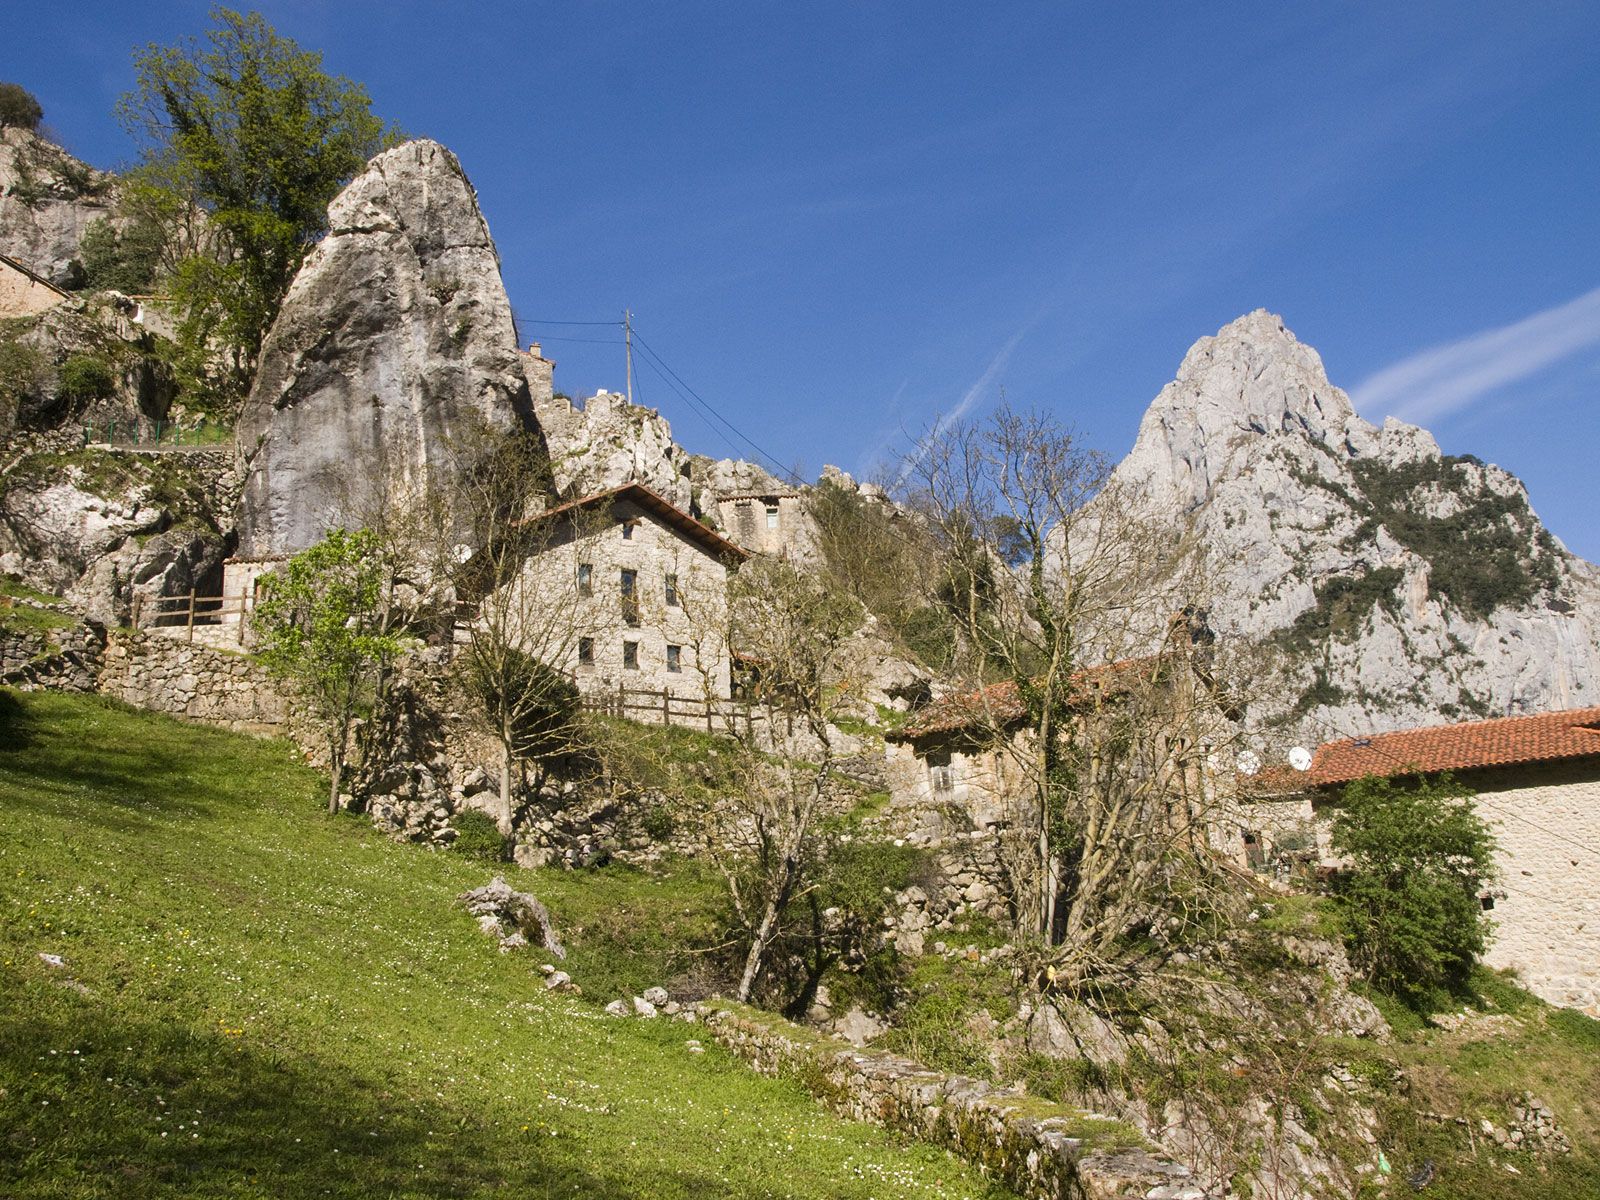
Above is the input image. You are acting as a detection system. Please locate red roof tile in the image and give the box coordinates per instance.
[896,657,1157,740]
[1303,706,1600,787]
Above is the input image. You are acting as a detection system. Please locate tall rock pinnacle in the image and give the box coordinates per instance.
[236,139,537,560]
[1113,311,1600,739]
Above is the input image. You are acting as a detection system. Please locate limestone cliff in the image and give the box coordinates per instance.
[1114,310,1600,739]
[236,140,536,559]
[0,128,117,285]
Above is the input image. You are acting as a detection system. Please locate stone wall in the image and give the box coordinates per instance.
[1466,762,1600,1015]
[97,629,289,733]
[699,1001,1208,1200]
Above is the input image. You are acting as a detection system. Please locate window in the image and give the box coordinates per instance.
[621,520,636,540]
[664,573,679,607]
[765,504,779,530]
[666,644,682,673]
[622,640,639,670]
[576,562,592,596]
[620,568,639,625]
[927,750,953,797]
[577,637,594,666]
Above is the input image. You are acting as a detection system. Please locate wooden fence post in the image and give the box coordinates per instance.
[186,589,196,643]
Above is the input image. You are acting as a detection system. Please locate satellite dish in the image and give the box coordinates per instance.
[1236,750,1261,777]
[1288,746,1313,772]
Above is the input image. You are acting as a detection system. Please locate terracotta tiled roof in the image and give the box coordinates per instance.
[1302,706,1600,787]
[522,482,747,564]
[895,657,1157,741]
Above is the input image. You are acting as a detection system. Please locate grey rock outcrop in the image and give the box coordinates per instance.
[457,876,565,958]
[0,128,116,284]
[529,386,693,508]
[237,139,536,559]
[1113,310,1600,739]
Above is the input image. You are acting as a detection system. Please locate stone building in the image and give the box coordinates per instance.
[0,251,69,318]
[713,490,808,558]
[487,482,747,702]
[1262,708,1600,1015]
[884,650,1227,839]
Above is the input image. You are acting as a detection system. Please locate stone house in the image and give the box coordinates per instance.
[1252,707,1600,1015]
[884,649,1228,840]
[488,482,747,702]
[713,490,808,558]
[0,251,70,318]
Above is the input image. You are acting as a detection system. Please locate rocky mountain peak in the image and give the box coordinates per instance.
[1110,311,1600,740]
[1123,310,1381,510]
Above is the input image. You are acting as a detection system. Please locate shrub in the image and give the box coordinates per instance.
[56,353,117,404]
[450,809,504,862]
[1324,773,1496,1005]
[0,339,49,428]
[0,82,43,131]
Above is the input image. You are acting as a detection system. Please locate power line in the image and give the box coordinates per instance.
[514,317,623,327]
[523,335,627,345]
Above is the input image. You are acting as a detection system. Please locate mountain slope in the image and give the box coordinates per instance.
[1113,311,1600,738]
[0,690,1012,1200]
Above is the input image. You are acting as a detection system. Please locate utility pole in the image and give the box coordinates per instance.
[624,308,634,405]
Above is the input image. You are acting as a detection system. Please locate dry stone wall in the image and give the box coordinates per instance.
[700,1001,1208,1200]
[97,630,289,733]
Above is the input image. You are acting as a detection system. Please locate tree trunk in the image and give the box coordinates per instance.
[737,893,782,1002]
[498,736,514,838]
[327,745,342,816]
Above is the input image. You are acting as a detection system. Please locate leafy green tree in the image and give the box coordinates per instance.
[79,216,166,295]
[1326,772,1497,1003]
[117,7,400,400]
[0,82,43,131]
[254,528,406,816]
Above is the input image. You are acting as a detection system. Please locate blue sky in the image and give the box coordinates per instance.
[12,2,1599,558]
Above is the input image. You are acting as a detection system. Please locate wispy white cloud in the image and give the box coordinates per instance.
[1352,286,1600,423]
[887,322,1034,487]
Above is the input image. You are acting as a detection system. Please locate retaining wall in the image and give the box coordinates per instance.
[699,1001,1208,1200]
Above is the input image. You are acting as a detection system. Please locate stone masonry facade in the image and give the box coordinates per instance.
[1467,762,1600,1015]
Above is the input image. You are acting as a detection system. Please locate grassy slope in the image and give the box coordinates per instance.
[0,690,1014,1200]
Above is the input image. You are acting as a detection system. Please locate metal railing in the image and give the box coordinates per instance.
[83,418,232,451]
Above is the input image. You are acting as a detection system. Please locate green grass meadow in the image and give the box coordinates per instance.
[0,690,1014,1200]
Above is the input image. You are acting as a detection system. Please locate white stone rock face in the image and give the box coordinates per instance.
[236,140,535,559]
[0,129,117,284]
[532,389,693,508]
[1114,310,1600,739]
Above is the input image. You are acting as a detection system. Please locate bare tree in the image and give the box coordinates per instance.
[903,403,1243,988]
[445,432,611,843]
[699,556,863,1002]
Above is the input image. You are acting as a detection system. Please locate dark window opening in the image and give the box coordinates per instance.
[577,637,594,666]
[1481,895,1496,911]
[577,562,592,596]
[666,644,682,672]
[620,568,639,625]
[623,640,639,670]
[621,520,637,540]
[665,573,679,607]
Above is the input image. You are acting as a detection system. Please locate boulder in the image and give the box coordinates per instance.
[237,139,537,560]
[457,876,565,958]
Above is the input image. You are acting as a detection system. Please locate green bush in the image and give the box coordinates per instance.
[56,353,117,404]
[1324,773,1496,1005]
[449,808,504,861]
[0,82,42,131]
[0,338,49,427]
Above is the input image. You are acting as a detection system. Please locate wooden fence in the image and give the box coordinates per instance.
[579,681,776,737]
[132,591,253,644]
